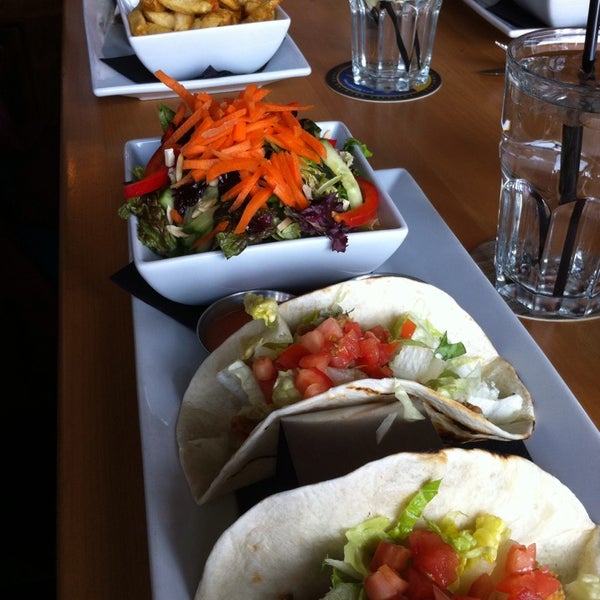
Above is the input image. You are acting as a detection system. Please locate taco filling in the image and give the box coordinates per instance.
[224,290,526,442]
[177,277,535,504]
[320,479,597,600]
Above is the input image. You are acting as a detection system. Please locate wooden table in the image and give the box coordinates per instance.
[58,0,600,597]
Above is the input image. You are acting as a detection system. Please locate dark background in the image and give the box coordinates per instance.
[1,0,61,596]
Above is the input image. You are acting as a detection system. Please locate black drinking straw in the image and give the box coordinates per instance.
[380,1,417,72]
[553,0,600,297]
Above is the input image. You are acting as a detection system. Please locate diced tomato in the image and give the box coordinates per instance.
[406,566,436,600]
[359,334,381,366]
[364,564,409,600]
[316,316,345,341]
[252,356,276,381]
[252,357,277,403]
[303,382,331,398]
[408,530,459,589]
[257,378,276,404]
[295,367,333,398]
[342,326,363,355]
[509,589,544,600]
[343,320,363,337]
[325,341,355,368]
[360,364,394,378]
[468,573,495,600]
[367,325,392,342]
[497,569,562,600]
[298,351,330,371]
[377,341,399,364]
[298,329,325,354]
[505,543,537,575]
[370,540,412,573]
[274,343,310,370]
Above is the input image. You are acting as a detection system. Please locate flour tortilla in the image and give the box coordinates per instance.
[177,276,535,504]
[196,448,598,600]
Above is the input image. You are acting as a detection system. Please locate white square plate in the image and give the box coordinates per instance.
[83,0,311,99]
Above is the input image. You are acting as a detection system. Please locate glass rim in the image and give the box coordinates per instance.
[507,27,600,96]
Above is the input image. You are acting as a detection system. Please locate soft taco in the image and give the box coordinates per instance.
[196,448,599,600]
[176,276,535,504]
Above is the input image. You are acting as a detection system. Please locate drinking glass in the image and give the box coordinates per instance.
[495,28,600,318]
[349,0,443,92]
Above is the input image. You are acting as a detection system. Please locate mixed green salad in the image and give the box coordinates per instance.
[118,85,379,259]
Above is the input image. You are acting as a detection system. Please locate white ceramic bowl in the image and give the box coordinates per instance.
[116,0,291,81]
[124,121,409,306]
[512,0,588,27]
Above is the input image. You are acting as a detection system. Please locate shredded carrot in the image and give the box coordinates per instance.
[172,103,187,127]
[223,166,266,211]
[153,76,326,233]
[170,209,183,225]
[155,70,195,110]
[170,172,194,188]
[206,156,264,183]
[162,108,208,149]
[232,119,247,143]
[234,186,273,234]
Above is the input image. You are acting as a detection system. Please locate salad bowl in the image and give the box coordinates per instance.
[117,0,291,81]
[124,121,409,306]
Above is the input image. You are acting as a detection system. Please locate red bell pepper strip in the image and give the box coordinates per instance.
[332,176,379,227]
[400,317,417,339]
[123,166,170,199]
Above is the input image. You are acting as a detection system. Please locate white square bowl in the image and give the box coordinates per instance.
[116,0,291,81]
[512,0,589,27]
[124,121,409,306]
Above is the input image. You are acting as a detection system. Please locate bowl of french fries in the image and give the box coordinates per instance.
[117,0,290,81]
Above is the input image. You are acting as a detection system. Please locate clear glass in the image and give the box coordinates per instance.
[495,28,600,318]
[349,0,443,92]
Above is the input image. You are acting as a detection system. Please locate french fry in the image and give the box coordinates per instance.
[158,0,213,15]
[219,0,240,10]
[173,11,195,30]
[141,0,167,11]
[127,6,149,35]
[242,0,279,22]
[145,10,176,28]
[194,8,238,27]
[147,23,173,34]
[127,0,281,36]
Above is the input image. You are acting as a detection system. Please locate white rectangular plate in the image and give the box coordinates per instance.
[131,168,600,599]
[83,0,311,99]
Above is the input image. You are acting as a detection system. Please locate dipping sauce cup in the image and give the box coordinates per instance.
[196,290,294,353]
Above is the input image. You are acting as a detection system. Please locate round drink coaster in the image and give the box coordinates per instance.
[326,62,441,102]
